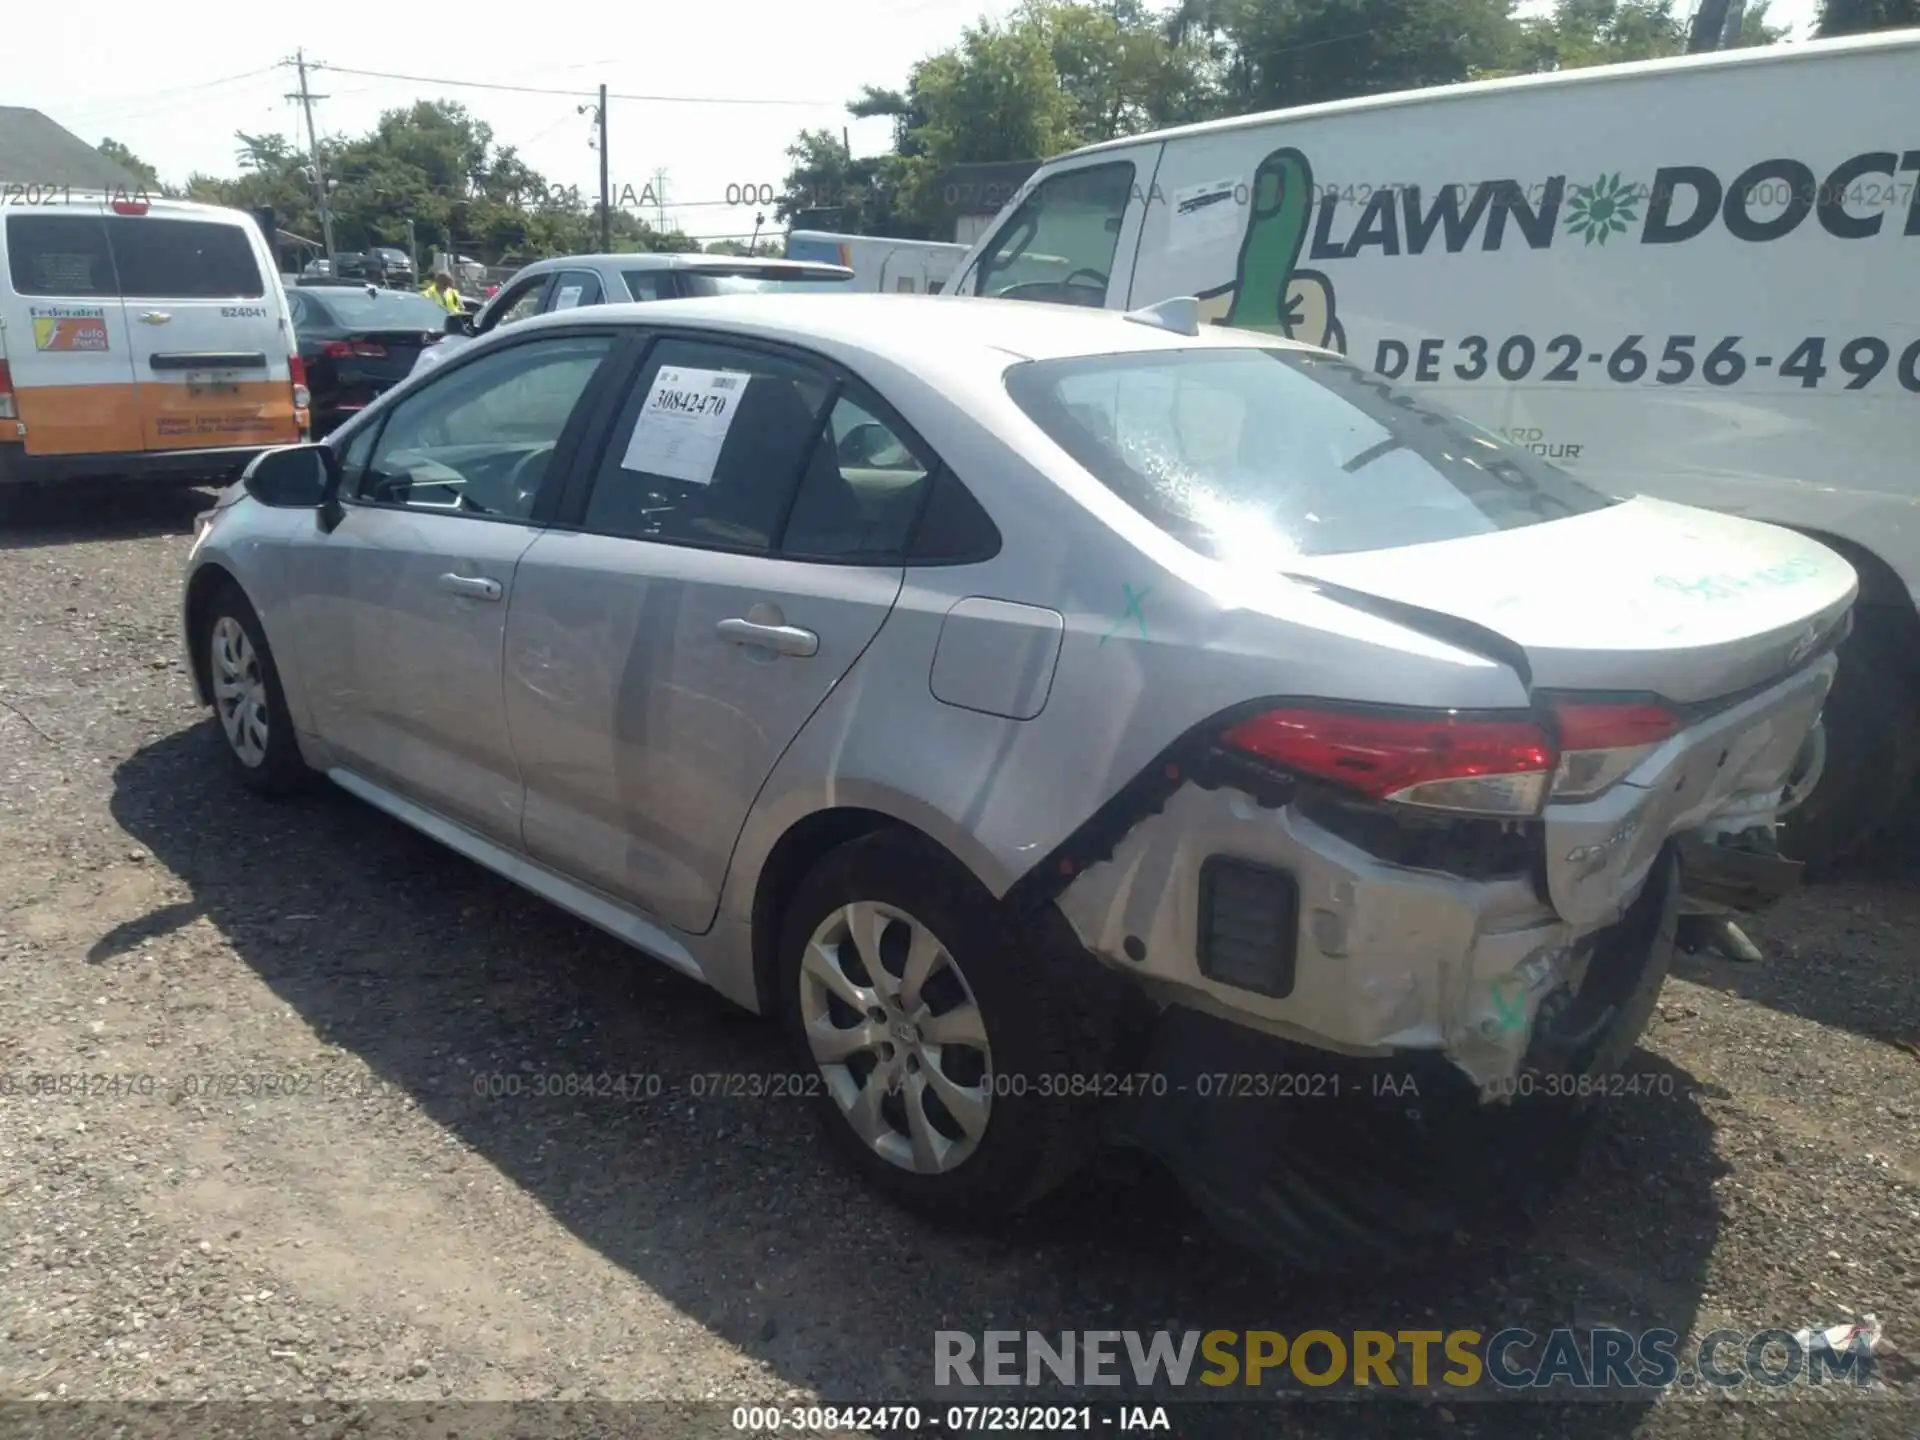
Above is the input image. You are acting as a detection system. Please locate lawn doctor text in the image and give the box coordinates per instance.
[934,1325,1880,1394]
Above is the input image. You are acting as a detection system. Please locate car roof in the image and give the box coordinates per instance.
[508,291,1312,369]
[519,252,853,276]
[0,194,258,225]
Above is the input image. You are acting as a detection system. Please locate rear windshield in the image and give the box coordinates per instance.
[109,217,264,299]
[678,269,853,296]
[1006,347,1620,560]
[309,290,448,329]
[5,215,115,296]
[1004,347,1615,561]
[5,213,265,299]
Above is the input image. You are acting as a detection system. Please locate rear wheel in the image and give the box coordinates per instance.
[777,831,1107,1220]
[1777,616,1919,876]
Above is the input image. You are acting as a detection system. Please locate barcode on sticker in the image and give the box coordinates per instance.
[711,375,743,391]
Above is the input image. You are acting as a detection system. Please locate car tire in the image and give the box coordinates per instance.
[1777,615,1919,877]
[777,829,1111,1221]
[199,580,313,796]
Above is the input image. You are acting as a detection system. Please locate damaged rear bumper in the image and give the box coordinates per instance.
[1100,856,1683,1269]
[1043,656,1834,1095]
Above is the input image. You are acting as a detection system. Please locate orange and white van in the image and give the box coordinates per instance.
[0,193,307,488]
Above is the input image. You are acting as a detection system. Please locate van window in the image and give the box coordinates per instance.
[971,162,1134,309]
[108,218,265,299]
[1005,347,1615,562]
[5,215,116,297]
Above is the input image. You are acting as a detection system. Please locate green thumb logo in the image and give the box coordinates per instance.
[1209,147,1345,353]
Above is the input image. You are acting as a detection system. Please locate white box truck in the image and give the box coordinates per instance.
[948,29,1920,870]
[786,231,968,293]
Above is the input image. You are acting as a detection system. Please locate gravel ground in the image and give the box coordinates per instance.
[1,485,1917,1440]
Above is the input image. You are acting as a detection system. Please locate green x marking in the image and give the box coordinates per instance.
[1099,584,1152,646]
[1490,976,1529,1033]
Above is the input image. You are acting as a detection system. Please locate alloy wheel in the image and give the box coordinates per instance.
[210,616,270,768]
[797,901,993,1174]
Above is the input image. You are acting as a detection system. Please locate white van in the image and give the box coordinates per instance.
[949,29,1920,869]
[786,231,969,293]
[0,194,306,490]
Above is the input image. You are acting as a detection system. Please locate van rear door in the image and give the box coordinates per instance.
[107,211,300,452]
[0,206,142,455]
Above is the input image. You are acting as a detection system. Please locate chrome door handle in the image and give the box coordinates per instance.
[716,617,818,657]
[437,573,502,601]
[138,311,172,324]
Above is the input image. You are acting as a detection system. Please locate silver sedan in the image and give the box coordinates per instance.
[181,293,1853,1267]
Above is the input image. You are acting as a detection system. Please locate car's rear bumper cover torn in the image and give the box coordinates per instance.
[1050,654,1838,1094]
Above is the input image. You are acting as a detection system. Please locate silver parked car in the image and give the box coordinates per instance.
[411,253,856,377]
[182,293,1853,1266]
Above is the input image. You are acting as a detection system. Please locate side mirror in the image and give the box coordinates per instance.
[444,312,472,337]
[243,443,338,509]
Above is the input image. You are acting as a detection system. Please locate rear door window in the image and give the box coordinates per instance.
[970,162,1135,308]
[623,269,675,301]
[5,214,117,296]
[781,393,933,561]
[1006,347,1615,560]
[546,270,604,312]
[579,338,834,552]
[107,217,264,298]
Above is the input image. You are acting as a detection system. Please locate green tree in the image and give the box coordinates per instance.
[1017,0,1216,140]
[1816,0,1919,33]
[95,138,163,192]
[776,129,924,237]
[1506,0,1784,68]
[1154,0,1523,113]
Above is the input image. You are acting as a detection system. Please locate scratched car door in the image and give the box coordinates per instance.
[502,336,915,934]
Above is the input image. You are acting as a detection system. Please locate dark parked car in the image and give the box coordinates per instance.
[371,246,415,286]
[284,285,449,436]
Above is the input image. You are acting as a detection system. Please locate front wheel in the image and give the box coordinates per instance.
[199,581,313,795]
[777,831,1108,1221]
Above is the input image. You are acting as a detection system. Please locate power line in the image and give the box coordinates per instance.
[57,65,278,117]
[310,62,837,107]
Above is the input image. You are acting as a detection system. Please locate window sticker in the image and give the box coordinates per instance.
[618,365,750,485]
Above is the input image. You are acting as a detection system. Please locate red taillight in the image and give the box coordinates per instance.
[111,199,150,216]
[320,340,386,358]
[320,341,352,358]
[1219,707,1556,816]
[288,355,310,412]
[1548,700,1680,800]
[0,359,14,421]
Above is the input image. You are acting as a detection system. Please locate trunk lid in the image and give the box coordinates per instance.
[1285,497,1856,706]
[335,329,438,385]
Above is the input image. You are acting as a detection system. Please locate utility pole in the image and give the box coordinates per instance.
[579,85,610,250]
[1721,0,1747,45]
[1687,0,1735,50]
[598,85,610,251]
[652,168,669,232]
[287,49,336,261]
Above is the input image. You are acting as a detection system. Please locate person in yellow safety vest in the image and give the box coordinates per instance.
[421,271,463,313]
